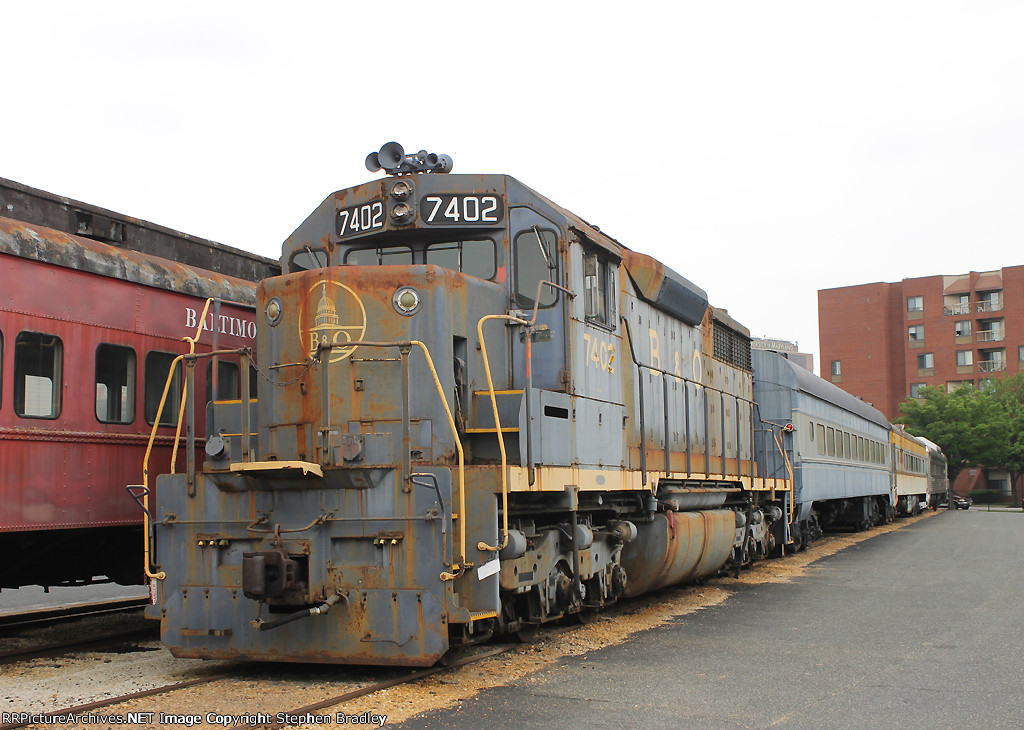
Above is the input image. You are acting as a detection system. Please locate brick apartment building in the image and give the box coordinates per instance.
[819,266,1024,500]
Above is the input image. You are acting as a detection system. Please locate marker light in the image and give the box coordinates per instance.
[393,287,422,316]
[266,297,283,326]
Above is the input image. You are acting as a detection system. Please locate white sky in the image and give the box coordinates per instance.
[5,2,1022,371]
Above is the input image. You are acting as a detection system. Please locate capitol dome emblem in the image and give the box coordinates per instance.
[299,279,367,363]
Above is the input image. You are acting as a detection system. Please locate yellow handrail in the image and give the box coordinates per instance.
[475,314,529,553]
[771,428,796,528]
[141,297,213,581]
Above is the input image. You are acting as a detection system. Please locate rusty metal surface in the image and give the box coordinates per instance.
[619,510,735,596]
[0,217,258,305]
[155,167,795,665]
[0,177,279,281]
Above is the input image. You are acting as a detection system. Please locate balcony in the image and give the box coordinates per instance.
[977,330,1005,342]
[944,303,971,316]
[978,360,1007,373]
[977,300,1003,313]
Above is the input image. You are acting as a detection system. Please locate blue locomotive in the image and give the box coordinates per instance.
[147,145,940,665]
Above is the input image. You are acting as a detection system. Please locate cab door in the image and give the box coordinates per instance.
[509,207,566,393]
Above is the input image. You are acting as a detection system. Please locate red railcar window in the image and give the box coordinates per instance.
[0,329,3,409]
[145,351,181,426]
[14,332,63,419]
[95,344,136,424]
[206,360,258,403]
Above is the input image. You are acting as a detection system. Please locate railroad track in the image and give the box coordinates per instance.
[0,645,513,730]
[0,597,151,630]
[0,625,159,666]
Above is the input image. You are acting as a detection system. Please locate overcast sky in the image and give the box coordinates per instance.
[5,2,1021,371]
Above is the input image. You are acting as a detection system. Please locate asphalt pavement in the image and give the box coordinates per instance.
[397,510,1024,729]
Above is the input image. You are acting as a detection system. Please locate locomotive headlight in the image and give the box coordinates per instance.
[390,202,414,224]
[390,180,413,200]
[393,286,422,316]
[265,297,283,326]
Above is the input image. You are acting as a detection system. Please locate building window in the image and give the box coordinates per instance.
[956,350,973,367]
[908,325,923,341]
[831,360,842,377]
[977,290,1003,312]
[947,380,973,392]
[14,332,63,419]
[1019,345,1024,362]
[95,344,136,424]
[955,321,971,337]
[145,351,181,426]
[907,296,924,313]
[917,353,934,370]
[909,383,926,398]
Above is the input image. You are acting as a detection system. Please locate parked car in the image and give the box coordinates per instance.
[938,494,972,510]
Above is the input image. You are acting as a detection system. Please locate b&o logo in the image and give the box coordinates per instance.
[298,279,367,363]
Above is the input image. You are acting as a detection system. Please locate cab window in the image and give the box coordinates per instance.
[345,245,413,265]
[514,228,558,309]
[289,248,329,272]
[584,250,614,326]
[425,239,496,279]
[14,332,63,419]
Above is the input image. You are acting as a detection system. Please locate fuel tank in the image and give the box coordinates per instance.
[619,509,735,596]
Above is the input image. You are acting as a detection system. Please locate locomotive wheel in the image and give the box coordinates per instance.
[514,623,540,643]
[571,608,598,625]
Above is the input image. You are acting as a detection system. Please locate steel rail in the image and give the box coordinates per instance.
[0,626,157,666]
[0,597,150,630]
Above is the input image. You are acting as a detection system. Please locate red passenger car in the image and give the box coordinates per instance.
[0,216,259,588]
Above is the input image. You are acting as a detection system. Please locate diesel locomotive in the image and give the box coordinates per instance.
[149,144,795,665]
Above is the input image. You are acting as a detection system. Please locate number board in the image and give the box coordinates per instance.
[337,201,384,238]
[421,194,504,226]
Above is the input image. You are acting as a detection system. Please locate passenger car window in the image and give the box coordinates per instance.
[95,344,136,423]
[14,332,63,419]
[145,351,181,426]
[206,360,259,403]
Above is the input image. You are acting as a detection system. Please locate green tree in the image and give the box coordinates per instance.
[896,383,999,485]
[984,373,1024,506]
